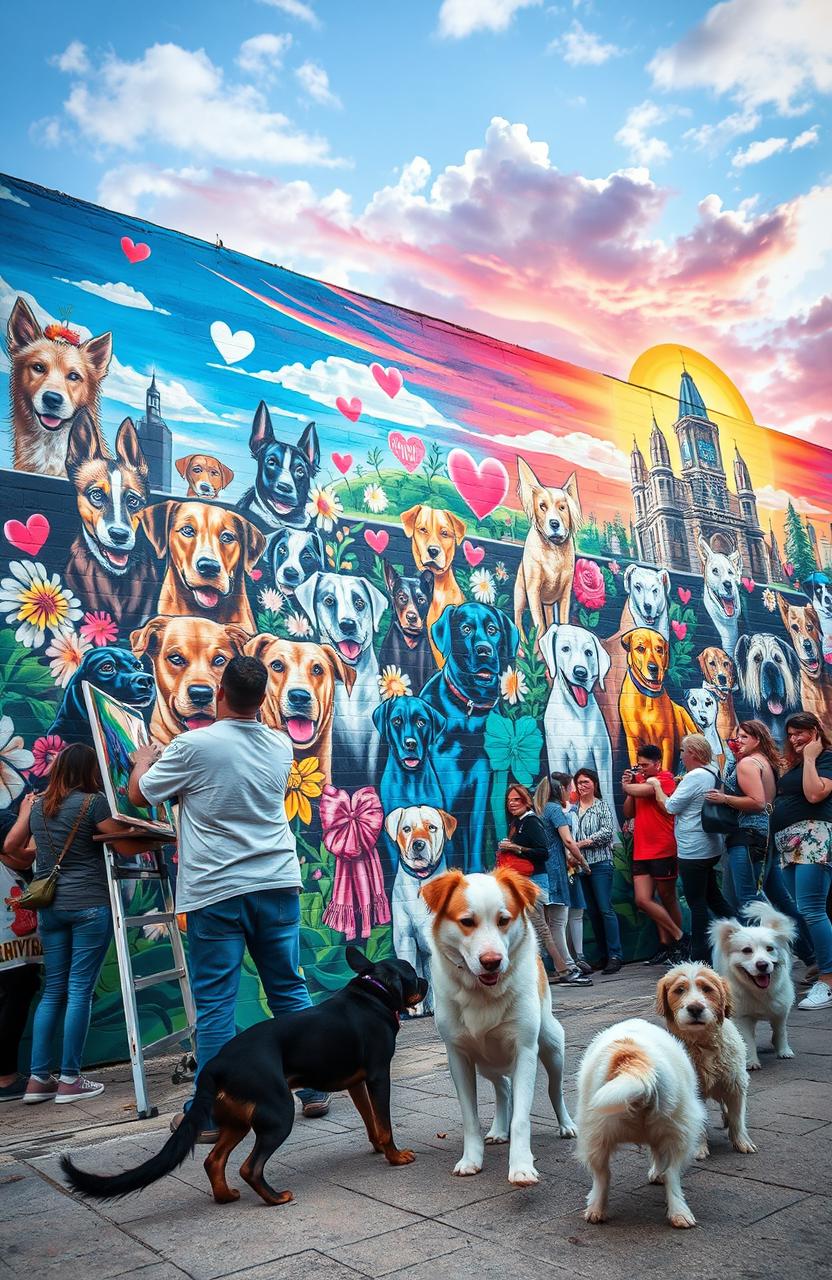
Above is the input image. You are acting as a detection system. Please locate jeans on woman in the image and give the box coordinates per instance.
[763,857,815,965]
[30,905,112,1078]
[782,863,832,975]
[678,857,733,962]
[723,839,764,915]
[580,861,622,961]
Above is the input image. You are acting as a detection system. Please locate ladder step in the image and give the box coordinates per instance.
[143,1026,195,1058]
[125,912,175,927]
[111,868,166,882]
[134,966,186,991]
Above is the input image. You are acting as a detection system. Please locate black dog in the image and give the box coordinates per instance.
[378,559,435,693]
[48,646,156,746]
[266,524,324,596]
[62,947,427,1207]
[237,401,319,532]
[373,694,447,871]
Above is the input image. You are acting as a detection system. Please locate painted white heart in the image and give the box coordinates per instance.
[210,321,255,365]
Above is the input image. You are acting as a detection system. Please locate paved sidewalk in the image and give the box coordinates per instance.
[1,964,829,1280]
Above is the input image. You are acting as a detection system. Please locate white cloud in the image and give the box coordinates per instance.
[30,117,63,148]
[792,126,820,149]
[549,20,622,66]
[295,60,341,108]
[470,427,631,482]
[54,277,171,314]
[0,183,29,207]
[51,40,89,74]
[732,136,788,168]
[58,42,341,168]
[237,33,292,78]
[684,109,759,154]
[756,485,829,516]
[615,101,673,165]
[650,0,832,115]
[257,0,320,26]
[438,0,542,38]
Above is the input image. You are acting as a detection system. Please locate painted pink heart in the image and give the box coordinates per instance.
[677,587,691,605]
[447,448,509,521]
[741,577,755,592]
[388,430,425,474]
[463,540,485,567]
[332,452,353,475]
[121,236,151,264]
[784,562,795,577]
[4,514,50,556]
[249,569,263,581]
[336,396,362,423]
[371,363,403,398]
[364,528,389,555]
[671,620,688,641]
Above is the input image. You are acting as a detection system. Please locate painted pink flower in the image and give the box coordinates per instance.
[31,734,65,777]
[312,869,322,880]
[573,559,606,610]
[607,560,621,575]
[80,610,118,646]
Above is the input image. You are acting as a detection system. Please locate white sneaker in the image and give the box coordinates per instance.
[797,981,832,1010]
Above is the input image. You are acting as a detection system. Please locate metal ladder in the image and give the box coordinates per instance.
[103,845,196,1118]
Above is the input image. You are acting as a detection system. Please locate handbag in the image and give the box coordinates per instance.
[701,798,740,836]
[7,795,92,910]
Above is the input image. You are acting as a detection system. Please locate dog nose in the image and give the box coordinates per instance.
[282,565,299,583]
[647,662,659,677]
[340,618,357,635]
[135,674,154,692]
[403,736,417,750]
[573,664,588,681]
[107,527,131,546]
[275,480,294,495]
[475,642,492,660]
[479,952,502,973]
[405,610,419,625]
[188,684,214,707]
[195,556,221,578]
[412,839,427,853]
[42,390,64,411]
[686,1002,705,1018]
[286,687,312,710]
[549,519,561,532]
[755,960,770,973]
[427,545,440,558]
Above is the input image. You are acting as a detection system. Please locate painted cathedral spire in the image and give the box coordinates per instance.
[649,412,671,469]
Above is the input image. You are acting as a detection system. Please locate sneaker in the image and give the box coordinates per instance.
[665,934,692,966]
[22,1074,59,1104]
[558,967,593,987]
[54,1075,105,1103]
[573,954,593,976]
[644,947,669,966]
[797,981,832,1011]
[0,1074,29,1102]
[296,1089,331,1118]
[602,957,623,975]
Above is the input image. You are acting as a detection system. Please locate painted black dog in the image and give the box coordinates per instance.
[62,948,427,1207]
[237,401,320,532]
[378,558,435,693]
[48,646,156,746]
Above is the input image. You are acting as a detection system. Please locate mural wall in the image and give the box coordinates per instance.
[2,173,832,1063]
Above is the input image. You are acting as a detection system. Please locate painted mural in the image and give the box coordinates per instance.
[2,172,832,1063]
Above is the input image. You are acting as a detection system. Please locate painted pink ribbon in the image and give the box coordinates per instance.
[320,785,390,941]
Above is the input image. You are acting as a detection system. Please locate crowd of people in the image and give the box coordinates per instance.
[1,654,831,1119]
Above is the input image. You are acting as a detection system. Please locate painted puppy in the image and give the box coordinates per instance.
[777,594,832,721]
[64,409,158,637]
[514,458,581,642]
[699,536,742,654]
[48,647,156,747]
[684,686,725,766]
[620,564,670,640]
[698,646,738,758]
[266,526,324,597]
[401,505,466,668]
[618,628,696,772]
[421,603,519,874]
[377,559,435,694]
[175,454,234,500]
[805,572,832,656]
[373,695,447,869]
[237,401,319,532]
[734,633,801,744]
[295,571,388,788]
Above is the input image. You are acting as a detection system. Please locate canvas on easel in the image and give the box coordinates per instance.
[82,681,175,837]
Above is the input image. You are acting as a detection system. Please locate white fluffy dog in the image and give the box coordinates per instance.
[576,1018,705,1229]
[658,964,756,1160]
[710,902,796,1071]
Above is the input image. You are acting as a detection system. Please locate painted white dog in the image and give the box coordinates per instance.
[698,536,742,655]
[684,685,725,764]
[621,564,670,640]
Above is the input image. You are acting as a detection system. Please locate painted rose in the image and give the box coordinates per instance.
[573,558,606,610]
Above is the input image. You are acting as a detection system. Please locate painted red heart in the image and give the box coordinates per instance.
[741,577,755,593]
[336,396,362,423]
[784,562,795,577]
[447,448,509,520]
[677,587,691,605]
[371,363,403,398]
[121,236,151,264]
[671,620,687,641]
[364,529,389,555]
[463,540,485,567]
[249,569,263,581]
[332,452,353,474]
[4,513,50,556]
[388,430,425,474]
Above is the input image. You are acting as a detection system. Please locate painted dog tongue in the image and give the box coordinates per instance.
[570,683,589,708]
[287,717,315,743]
[194,587,220,609]
[39,413,63,429]
[104,548,129,568]
[337,640,361,661]
[722,596,736,617]
[184,714,214,730]
[768,697,784,716]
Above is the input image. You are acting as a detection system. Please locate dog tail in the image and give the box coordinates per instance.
[741,900,797,942]
[593,1040,658,1115]
[60,1067,217,1201]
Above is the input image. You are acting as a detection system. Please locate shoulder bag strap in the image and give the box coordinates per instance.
[40,794,94,870]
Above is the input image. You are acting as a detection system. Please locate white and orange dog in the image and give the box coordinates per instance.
[710,903,796,1071]
[576,1018,705,1229]
[422,868,576,1187]
[658,964,756,1160]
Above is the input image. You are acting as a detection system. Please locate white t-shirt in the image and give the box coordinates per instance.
[664,766,725,861]
[140,719,302,913]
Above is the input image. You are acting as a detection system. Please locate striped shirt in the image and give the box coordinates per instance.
[573,799,615,866]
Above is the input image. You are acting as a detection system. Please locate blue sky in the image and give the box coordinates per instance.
[0,0,830,437]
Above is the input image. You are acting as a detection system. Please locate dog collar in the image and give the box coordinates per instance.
[704,681,729,704]
[628,669,663,699]
[359,974,400,1028]
[442,671,498,717]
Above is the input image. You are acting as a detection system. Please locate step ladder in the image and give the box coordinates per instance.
[103,845,196,1118]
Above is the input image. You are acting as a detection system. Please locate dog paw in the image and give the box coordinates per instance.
[695,1145,710,1161]
[453,1158,482,1177]
[508,1164,539,1187]
[484,1132,509,1145]
[732,1137,758,1154]
[584,1204,607,1224]
[386,1148,416,1166]
[558,1121,578,1139]
[746,1060,762,1072]
[776,1046,794,1060]
[668,1208,697,1229]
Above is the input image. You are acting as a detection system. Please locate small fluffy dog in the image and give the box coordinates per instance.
[710,903,796,1071]
[423,868,576,1186]
[657,964,756,1160]
[576,1018,705,1229]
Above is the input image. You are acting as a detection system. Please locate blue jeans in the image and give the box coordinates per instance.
[30,905,112,1077]
[725,840,815,963]
[723,839,764,915]
[185,889,311,1086]
[580,861,622,961]
[782,863,832,975]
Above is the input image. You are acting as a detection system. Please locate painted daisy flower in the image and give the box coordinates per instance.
[258,587,285,613]
[762,588,777,612]
[286,611,313,638]
[284,756,326,824]
[495,561,508,582]
[0,560,82,649]
[31,734,65,777]
[470,568,496,604]
[377,666,412,700]
[0,716,35,807]
[363,484,389,514]
[500,666,527,705]
[45,629,92,687]
[80,610,118,646]
[306,485,343,532]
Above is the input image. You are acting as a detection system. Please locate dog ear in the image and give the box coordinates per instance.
[321,644,358,695]
[561,472,582,528]
[218,461,235,489]
[782,642,801,683]
[420,869,464,917]
[697,534,711,566]
[494,865,540,916]
[249,401,275,456]
[244,634,275,661]
[516,458,538,519]
[297,421,319,471]
[293,572,320,624]
[424,701,447,738]
[729,547,743,575]
[776,593,791,631]
[708,917,740,956]
[7,297,42,352]
[437,809,457,839]
[430,605,455,660]
[363,579,389,632]
[381,557,399,596]
[733,634,749,685]
[224,624,252,654]
[66,408,108,476]
[594,633,612,691]
[371,699,390,734]
[115,419,147,476]
[310,529,326,567]
[80,330,113,379]
[539,624,558,677]
[655,971,675,1021]
[236,514,267,572]
[140,502,175,558]
[498,610,520,664]
[715,974,732,1021]
[400,505,422,539]
[620,629,634,652]
[697,649,708,677]
[419,569,435,601]
[623,564,635,592]
[447,511,467,544]
[384,808,404,840]
[345,945,373,975]
[174,455,193,480]
[130,616,168,658]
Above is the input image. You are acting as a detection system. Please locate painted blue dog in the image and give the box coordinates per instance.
[420,602,520,874]
[373,694,446,873]
[48,646,157,746]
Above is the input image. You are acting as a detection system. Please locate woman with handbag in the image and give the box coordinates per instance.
[3,744,127,1104]
[704,720,780,917]
[531,775,593,986]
